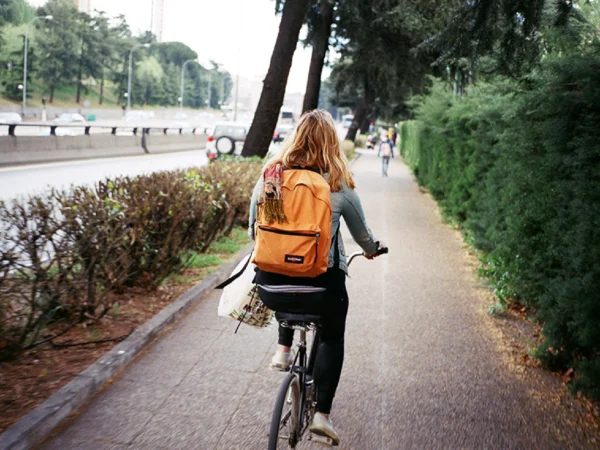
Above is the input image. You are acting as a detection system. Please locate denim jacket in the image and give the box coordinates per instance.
[248,173,379,274]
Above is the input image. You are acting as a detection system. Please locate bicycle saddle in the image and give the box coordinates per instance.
[275,311,322,326]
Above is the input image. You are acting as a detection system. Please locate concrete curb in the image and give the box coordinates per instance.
[350,150,363,167]
[0,243,254,450]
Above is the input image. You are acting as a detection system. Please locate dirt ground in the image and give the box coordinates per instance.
[0,263,228,434]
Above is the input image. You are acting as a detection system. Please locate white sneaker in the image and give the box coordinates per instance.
[269,350,294,371]
[309,412,340,446]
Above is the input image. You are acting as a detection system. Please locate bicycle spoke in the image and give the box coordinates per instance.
[279,410,291,431]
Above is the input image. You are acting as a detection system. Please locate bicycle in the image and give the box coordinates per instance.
[267,247,389,449]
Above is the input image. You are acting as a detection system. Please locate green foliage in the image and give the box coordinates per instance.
[0,0,33,26]
[0,1,232,107]
[354,134,367,149]
[402,40,600,399]
[0,161,262,360]
[36,0,80,102]
[181,253,222,270]
[208,228,250,255]
[341,140,355,160]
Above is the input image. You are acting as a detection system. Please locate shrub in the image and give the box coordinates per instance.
[341,140,356,160]
[354,134,367,149]
[0,193,99,358]
[0,160,262,360]
[403,45,600,398]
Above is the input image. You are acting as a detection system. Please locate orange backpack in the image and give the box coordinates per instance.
[252,169,332,278]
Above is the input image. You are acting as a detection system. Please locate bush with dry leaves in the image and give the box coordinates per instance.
[0,160,261,360]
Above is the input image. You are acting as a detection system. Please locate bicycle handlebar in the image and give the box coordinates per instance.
[347,246,389,267]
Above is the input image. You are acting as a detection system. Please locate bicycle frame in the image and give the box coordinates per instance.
[281,320,319,440]
[272,249,387,447]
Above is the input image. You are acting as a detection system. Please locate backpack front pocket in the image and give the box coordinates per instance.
[254,225,321,276]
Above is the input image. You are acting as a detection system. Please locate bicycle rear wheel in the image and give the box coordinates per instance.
[268,372,301,449]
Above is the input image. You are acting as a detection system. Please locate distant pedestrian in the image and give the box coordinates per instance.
[378,132,394,177]
[392,128,398,146]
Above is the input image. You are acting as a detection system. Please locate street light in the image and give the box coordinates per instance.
[23,15,53,114]
[180,59,196,110]
[127,43,150,110]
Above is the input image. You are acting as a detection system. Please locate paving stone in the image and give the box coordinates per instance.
[131,411,227,450]
[41,409,153,448]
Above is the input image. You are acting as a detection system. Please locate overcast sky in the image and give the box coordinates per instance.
[28,0,320,94]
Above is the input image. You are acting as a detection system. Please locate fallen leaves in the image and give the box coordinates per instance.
[561,368,575,384]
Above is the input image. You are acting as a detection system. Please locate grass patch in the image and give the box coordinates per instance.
[161,227,251,287]
[182,253,222,269]
[208,228,250,255]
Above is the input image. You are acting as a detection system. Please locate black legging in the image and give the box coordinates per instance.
[259,287,349,415]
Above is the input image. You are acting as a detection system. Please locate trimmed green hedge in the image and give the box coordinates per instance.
[401,47,600,399]
[0,160,262,360]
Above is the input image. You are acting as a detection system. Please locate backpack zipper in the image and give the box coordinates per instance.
[258,227,321,263]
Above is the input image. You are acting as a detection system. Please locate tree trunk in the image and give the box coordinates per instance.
[76,41,84,104]
[76,63,83,104]
[241,0,311,157]
[359,114,371,134]
[345,93,369,142]
[302,0,335,113]
[99,71,105,105]
[49,85,55,103]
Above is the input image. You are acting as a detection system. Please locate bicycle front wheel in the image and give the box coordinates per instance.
[268,372,301,450]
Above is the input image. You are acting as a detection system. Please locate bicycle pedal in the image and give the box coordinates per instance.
[308,433,336,446]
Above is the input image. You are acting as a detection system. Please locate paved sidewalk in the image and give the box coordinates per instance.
[40,152,599,449]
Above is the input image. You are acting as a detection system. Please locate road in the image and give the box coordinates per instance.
[38,151,600,449]
[0,150,207,201]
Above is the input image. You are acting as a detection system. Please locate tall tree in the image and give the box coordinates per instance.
[37,0,80,103]
[93,11,120,105]
[0,0,33,25]
[329,0,457,140]
[421,0,578,76]
[110,14,134,106]
[302,0,336,112]
[75,12,102,104]
[242,0,311,157]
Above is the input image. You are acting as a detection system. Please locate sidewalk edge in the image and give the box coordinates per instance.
[0,242,254,450]
[350,151,363,167]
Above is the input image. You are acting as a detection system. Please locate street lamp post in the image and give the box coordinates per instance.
[180,59,195,110]
[233,74,239,122]
[23,15,53,114]
[207,76,212,108]
[127,43,150,110]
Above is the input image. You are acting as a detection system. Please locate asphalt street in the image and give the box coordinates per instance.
[38,152,600,449]
[0,150,207,201]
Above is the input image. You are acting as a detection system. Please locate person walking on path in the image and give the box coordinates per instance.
[378,132,395,177]
[248,109,385,446]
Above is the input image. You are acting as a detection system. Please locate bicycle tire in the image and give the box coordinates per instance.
[268,373,301,450]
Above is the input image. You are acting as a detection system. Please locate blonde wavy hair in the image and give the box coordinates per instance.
[266,109,355,191]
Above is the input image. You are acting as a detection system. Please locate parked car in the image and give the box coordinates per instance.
[0,112,22,124]
[206,123,249,160]
[342,114,354,128]
[54,113,86,124]
[273,124,294,143]
[279,107,295,125]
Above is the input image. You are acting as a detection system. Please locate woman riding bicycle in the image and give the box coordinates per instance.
[248,109,384,445]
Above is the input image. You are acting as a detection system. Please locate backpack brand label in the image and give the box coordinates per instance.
[285,255,305,264]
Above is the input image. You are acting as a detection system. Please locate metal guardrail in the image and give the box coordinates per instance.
[0,122,208,137]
